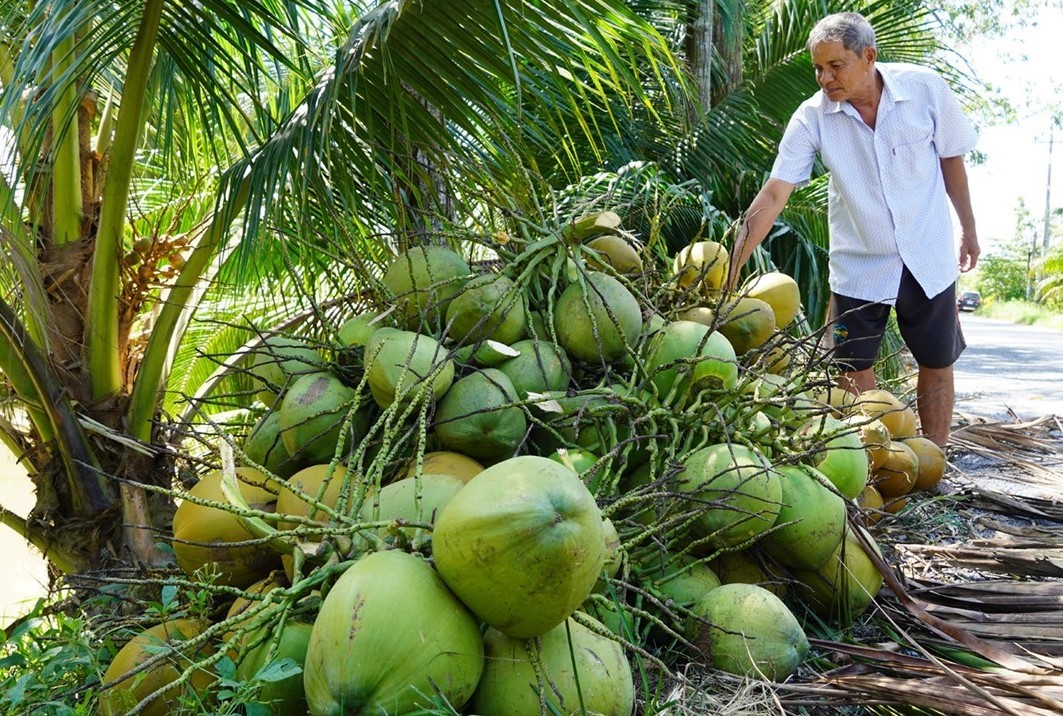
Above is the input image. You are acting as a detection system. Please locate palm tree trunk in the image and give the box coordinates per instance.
[685,0,714,116]
[711,0,744,106]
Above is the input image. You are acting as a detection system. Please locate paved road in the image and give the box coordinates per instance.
[954,314,1063,421]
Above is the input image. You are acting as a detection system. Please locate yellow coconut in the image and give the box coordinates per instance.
[856,484,885,524]
[717,297,776,355]
[814,385,858,417]
[900,436,947,492]
[276,464,354,531]
[171,468,280,588]
[883,495,909,514]
[402,450,485,484]
[842,414,893,471]
[676,305,715,327]
[750,343,791,375]
[872,440,919,499]
[99,619,215,716]
[850,389,918,439]
[745,271,801,328]
[225,571,289,625]
[673,240,729,294]
[586,234,644,273]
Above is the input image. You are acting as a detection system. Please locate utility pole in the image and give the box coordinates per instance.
[1042,124,1054,258]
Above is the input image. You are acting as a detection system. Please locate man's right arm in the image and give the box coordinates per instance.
[726,177,795,290]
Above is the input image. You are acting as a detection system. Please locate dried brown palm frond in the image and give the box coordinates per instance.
[779,640,1063,715]
[901,579,1063,657]
[899,533,1063,579]
[948,414,1063,494]
[965,493,1063,524]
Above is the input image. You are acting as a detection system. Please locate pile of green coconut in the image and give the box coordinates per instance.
[99,211,948,716]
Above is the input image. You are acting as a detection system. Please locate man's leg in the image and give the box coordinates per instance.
[829,294,889,396]
[916,365,954,447]
[838,368,876,395]
[894,268,964,448]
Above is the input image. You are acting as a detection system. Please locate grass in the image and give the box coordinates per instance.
[975,299,1063,331]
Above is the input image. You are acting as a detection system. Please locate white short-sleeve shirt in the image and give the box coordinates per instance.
[771,62,978,303]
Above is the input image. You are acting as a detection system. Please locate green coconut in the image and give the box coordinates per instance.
[674,444,782,548]
[303,551,483,715]
[471,616,634,716]
[336,310,385,348]
[547,447,599,478]
[358,472,464,549]
[792,527,884,622]
[434,368,527,462]
[364,327,455,409]
[99,619,216,716]
[691,583,809,681]
[708,549,789,598]
[242,410,301,479]
[432,455,605,638]
[554,272,642,364]
[235,619,313,716]
[600,517,623,582]
[580,598,637,640]
[761,464,847,571]
[546,384,649,469]
[641,554,721,639]
[643,320,738,405]
[718,297,776,355]
[445,273,527,345]
[799,414,870,499]
[248,335,321,406]
[383,245,472,331]
[278,372,369,465]
[496,339,571,398]
[171,468,280,588]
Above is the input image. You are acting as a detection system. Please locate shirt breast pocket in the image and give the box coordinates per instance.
[889,132,936,180]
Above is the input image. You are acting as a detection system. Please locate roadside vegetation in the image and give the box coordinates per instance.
[971,299,1063,331]
[965,197,1063,331]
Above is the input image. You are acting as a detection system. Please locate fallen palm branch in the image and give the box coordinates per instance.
[787,640,1063,715]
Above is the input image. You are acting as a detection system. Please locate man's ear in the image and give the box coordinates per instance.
[864,47,877,66]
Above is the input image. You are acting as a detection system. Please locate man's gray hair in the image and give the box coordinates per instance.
[806,12,877,54]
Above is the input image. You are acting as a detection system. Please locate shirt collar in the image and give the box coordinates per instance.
[823,63,907,118]
[877,63,909,102]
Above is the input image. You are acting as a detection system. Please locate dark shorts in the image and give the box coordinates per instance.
[829,266,966,372]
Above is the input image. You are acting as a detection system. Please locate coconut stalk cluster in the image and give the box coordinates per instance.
[98,211,947,715]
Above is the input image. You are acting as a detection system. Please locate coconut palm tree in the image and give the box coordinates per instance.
[0,0,689,575]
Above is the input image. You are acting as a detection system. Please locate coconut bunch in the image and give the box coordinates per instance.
[104,210,947,715]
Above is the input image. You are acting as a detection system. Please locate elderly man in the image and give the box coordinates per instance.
[728,12,979,447]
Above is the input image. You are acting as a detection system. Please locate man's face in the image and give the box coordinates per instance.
[810,40,876,102]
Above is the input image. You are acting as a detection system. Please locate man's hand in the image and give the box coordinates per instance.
[958,231,980,272]
[727,179,795,291]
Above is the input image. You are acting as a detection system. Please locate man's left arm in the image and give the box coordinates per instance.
[940,155,979,272]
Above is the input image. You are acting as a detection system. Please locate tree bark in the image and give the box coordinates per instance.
[685,0,714,117]
[711,0,744,107]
